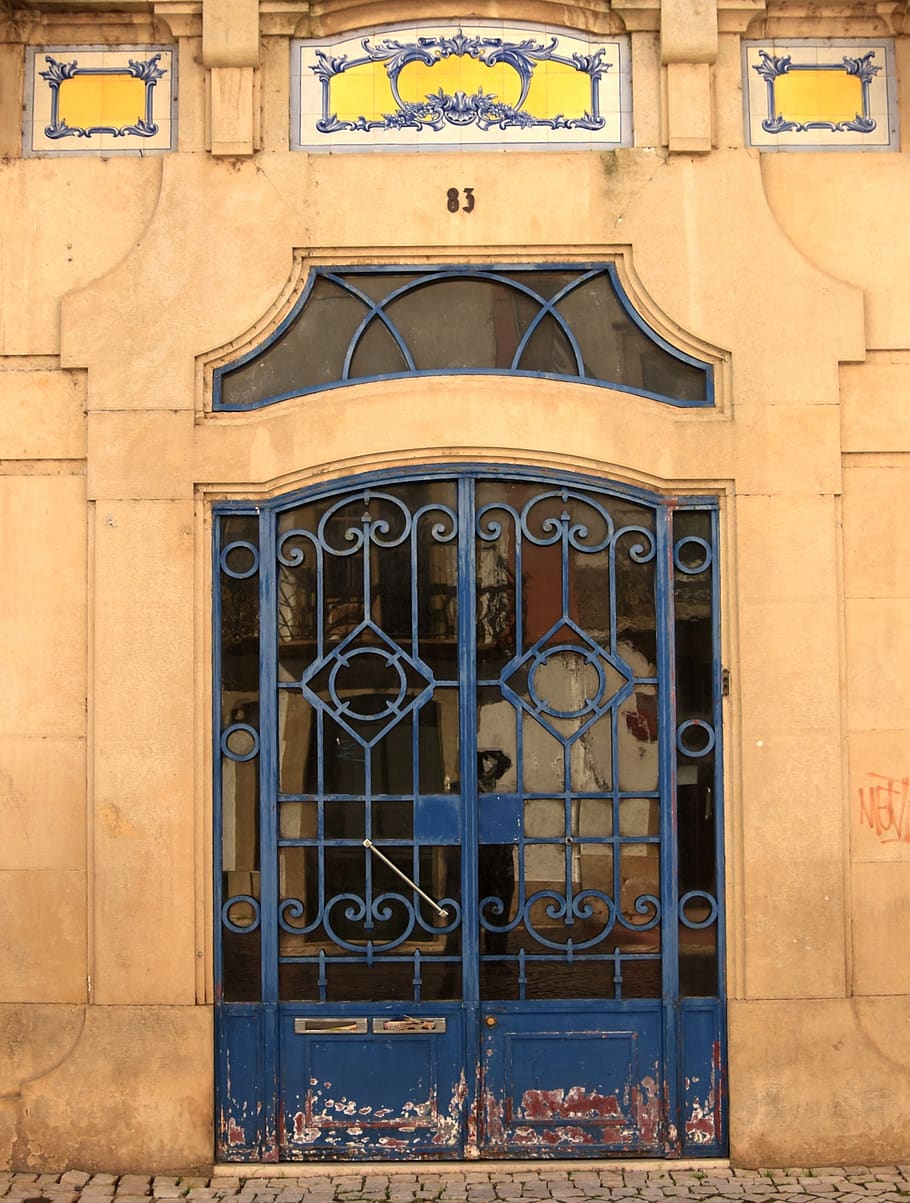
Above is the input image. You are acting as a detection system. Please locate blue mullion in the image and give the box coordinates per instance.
[459,477,478,1003]
[410,512,422,908]
[259,508,279,1005]
[258,507,281,1158]
[459,476,479,1155]
[658,503,681,1151]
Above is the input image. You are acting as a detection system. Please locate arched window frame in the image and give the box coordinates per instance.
[212,263,716,411]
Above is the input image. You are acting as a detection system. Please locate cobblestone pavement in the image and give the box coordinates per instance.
[2,1166,910,1203]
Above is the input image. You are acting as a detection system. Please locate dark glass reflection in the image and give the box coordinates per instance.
[673,509,720,998]
[219,514,262,1002]
[216,268,712,408]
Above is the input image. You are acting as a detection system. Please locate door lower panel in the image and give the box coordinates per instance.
[480,1004,664,1155]
[279,1004,466,1158]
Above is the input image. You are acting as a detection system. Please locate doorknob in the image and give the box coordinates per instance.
[484,1015,498,1028]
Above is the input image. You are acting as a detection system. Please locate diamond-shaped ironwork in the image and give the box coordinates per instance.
[299,620,435,747]
[500,619,633,743]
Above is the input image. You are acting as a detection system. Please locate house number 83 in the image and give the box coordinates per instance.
[447,187,475,213]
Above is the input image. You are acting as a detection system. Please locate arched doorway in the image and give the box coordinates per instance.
[214,466,725,1160]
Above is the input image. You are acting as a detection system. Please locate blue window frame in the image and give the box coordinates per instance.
[212,266,714,411]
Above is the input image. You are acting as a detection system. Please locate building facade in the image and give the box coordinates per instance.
[2,0,910,1171]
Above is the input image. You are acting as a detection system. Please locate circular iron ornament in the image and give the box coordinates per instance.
[322,892,420,952]
[329,649,408,721]
[222,894,261,933]
[615,523,657,564]
[526,645,606,719]
[220,540,259,579]
[673,535,713,575]
[678,890,719,929]
[677,718,716,758]
[221,722,259,762]
[278,897,322,937]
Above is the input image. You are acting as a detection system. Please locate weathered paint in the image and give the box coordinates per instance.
[630,1076,663,1148]
[521,1087,625,1121]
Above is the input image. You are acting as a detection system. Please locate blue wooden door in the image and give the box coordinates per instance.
[214,469,726,1160]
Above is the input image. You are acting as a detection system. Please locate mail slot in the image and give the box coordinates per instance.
[372,1017,447,1034]
[294,1017,368,1034]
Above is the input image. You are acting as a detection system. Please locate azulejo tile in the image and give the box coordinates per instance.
[743,38,898,151]
[24,45,176,155]
[292,23,632,152]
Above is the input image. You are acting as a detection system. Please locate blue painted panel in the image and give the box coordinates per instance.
[413,794,462,843]
[480,1004,664,1155]
[680,1000,727,1156]
[279,1005,466,1157]
[215,1007,268,1160]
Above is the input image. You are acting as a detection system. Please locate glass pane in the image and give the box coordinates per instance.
[515,313,577,376]
[522,715,566,792]
[577,842,614,897]
[618,690,659,792]
[575,717,613,792]
[426,687,460,794]
[278,690,316,795]
[524,798,565,838]
[220,277,368,406]
[577,797,613,837]
[279,800,317,840]
[620,845,661,928]
[619,797,659,838]
[558,273,709,402]
[219,513,261,1003]
[349,317,409,379]
[385,279,539,370]
[674,508,719,998]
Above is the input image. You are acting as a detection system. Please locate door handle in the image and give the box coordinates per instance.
[362,839,449,918]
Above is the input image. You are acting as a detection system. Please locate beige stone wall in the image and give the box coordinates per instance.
[1,0,909,1171]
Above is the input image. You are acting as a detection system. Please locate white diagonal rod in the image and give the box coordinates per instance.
[362,838,448,918]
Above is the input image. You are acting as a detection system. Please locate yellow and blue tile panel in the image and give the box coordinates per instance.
[25,46,176,154]
[743,39,898,150]
[292,24,632,151]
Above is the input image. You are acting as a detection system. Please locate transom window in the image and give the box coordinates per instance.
[213,265,714,410]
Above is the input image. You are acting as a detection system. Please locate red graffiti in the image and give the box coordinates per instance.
[858,773,910,844]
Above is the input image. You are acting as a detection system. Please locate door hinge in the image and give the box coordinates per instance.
[722,668,731,697]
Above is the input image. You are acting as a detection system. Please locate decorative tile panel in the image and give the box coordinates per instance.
[743,39,898,150]
[25,46,176,154]
[292,24,632,151]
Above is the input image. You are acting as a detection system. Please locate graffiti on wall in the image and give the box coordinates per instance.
[858,772,910,844]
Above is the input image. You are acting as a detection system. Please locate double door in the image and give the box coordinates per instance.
[215,469,725,1160]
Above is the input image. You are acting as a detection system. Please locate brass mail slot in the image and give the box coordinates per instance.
[372,1017,447,1034]
[294,1017,368,1034]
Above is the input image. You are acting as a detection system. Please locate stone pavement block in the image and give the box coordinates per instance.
[61,1177,91,1190]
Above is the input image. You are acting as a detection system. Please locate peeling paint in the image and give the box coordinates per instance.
[630,1074,663,1147]
[520,1086,625,1121]
[482,1087,504,1145]
[685,1099,715,1144]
